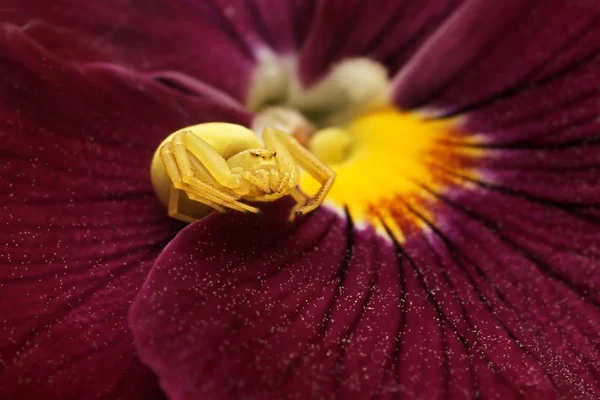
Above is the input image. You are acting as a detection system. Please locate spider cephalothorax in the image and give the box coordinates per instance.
[150,123,335,222]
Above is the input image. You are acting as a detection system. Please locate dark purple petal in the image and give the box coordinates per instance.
[424,188,600,395]
[0,26,251,399]
[298,0,465,85]
[2,0,318,103]
[130,192,599,399]
[0,2,244,101]
[393,0,600,114]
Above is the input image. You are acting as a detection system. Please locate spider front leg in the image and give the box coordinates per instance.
[289,188,308,222]
[263,128,336,217]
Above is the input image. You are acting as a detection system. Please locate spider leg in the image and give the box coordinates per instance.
[289,187,308,222]
[263,128,336,216]
[167,186,227,223]
[160,144,261,214]
[167,188,196,223]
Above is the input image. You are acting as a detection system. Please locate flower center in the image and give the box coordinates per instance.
[300,107,478,240]
[249,55,480,241]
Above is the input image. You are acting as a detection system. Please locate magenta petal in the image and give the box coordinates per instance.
[3,0,295,101]
[0,27,251,399]
[130,193,599,399]
[298,0,465,85]
[393,0,600,113]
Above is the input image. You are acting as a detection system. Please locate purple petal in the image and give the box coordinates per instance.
[426,188,600,395]
[2,0,312,102]
[130,194,599,399]
[393,0,600,113]
[298,0,465,85]
[0,26,251,399]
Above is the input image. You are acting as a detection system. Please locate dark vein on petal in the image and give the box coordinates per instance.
[386,227,496,399]
[405,200,561,395]
[442,129,600,150]
[419,185,600,384]
[465,89,599,140]
[404,203,544,398]
[420,171,600,308]
[334,230,380,392]
[281,207,355,380]
[466,162,600,174]
[379,220,409,398]
[396,229,525,400]
[430,163,600,222]
[417,174,600,261]
[414,183,557,308]
[318,207,355,335]
[453,219,600,355]
[439,106,600,149]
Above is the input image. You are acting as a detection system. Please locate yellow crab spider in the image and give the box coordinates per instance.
[150,123,336,223]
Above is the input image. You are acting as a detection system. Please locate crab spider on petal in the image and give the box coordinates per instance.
[150,123,336,223]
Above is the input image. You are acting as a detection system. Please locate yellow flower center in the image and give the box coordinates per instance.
[300,107,481,241]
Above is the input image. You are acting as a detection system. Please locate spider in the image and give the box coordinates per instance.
[150,123,336,223]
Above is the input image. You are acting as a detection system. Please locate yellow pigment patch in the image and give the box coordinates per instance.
[301,107,482,242]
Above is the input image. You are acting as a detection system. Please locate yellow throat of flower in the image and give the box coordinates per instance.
[301,107,480,241]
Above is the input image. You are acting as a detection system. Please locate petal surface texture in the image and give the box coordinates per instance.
[0,27,251,399]
[130,197,600,399]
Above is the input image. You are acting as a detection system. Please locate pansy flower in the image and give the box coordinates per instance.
[1,1,599,399]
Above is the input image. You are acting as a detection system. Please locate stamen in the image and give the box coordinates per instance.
[310,127,353,165]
